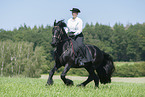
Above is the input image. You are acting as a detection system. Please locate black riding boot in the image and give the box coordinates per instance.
[74,57,84,66]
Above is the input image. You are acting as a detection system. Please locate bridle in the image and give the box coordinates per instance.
[52,26,64,44]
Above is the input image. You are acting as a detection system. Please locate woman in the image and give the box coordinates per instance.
[65,8,93,66]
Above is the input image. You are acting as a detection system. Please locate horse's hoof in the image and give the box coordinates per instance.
[94,86,99,89]
[77,84,85,87]
[65,79,74,86]
[45,83,48,86]
[46,80,53,86]
[45,83,53,86]
[66,83,74,86]
[66,81,74,86]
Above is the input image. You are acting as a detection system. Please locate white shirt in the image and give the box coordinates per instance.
[65,17,83,36]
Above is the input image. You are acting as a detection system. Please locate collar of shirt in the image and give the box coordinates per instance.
[70,17,78,22]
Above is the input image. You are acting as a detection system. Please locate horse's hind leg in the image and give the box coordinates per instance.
[87,66,99,87]
[78,66,99,87]
[77,74,93,87]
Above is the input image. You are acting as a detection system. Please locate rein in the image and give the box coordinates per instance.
[53,26,70,43]
[53,26,62,41]
[52,26,75,63]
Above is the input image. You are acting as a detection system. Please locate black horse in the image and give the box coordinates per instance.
[46,20,115,87]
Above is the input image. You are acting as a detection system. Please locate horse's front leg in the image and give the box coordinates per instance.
[61,64,73,86]
[46,64,60,85]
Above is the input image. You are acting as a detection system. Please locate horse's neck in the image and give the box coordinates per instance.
[56,35,69,56]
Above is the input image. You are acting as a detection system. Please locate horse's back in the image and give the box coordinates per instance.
[85,44,103,58]
[85,44,104,68]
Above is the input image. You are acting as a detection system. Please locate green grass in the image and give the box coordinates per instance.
[0,77,145,97]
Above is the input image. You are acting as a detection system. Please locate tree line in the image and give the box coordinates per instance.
[83,23,145,61]
[0,22,145,77]
[0,22,145,61]
[0,41,48,77]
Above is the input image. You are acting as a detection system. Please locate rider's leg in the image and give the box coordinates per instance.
[75,34,86,66]
[75,34,93,66]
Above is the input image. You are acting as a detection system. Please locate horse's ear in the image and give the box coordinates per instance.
[60,19,67,27]
[54,20,56,26]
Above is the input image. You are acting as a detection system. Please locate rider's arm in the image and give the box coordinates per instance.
[65,27,69,34]
[74,19,83,36]
[65,19,71,34]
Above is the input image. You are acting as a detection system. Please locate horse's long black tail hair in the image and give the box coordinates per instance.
[96,52,115,84]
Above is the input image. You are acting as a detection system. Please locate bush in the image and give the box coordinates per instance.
[113,62,145,77]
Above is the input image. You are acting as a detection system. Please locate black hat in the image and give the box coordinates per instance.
[70,8,81,13]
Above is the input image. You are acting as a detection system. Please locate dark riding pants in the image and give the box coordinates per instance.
[71,33,93,63]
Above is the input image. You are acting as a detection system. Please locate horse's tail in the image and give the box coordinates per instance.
[96,52,115,84]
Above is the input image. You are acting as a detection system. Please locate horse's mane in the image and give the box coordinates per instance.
[55,20,67,28]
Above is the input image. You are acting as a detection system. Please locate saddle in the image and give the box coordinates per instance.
[69,39,92,64]
[58,38,92,65]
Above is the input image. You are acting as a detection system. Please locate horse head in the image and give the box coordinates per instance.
[51,20,67,47]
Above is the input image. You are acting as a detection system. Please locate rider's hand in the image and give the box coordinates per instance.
[69,33,75,37]
[68,32,75,37]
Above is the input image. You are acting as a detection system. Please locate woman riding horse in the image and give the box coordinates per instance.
[47,8,115,87]
[47,20,115,87]
[65,8,93,66]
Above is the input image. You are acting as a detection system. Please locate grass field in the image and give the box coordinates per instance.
[0,77,145,97]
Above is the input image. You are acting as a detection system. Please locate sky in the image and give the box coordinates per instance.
[0,0,145,30]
